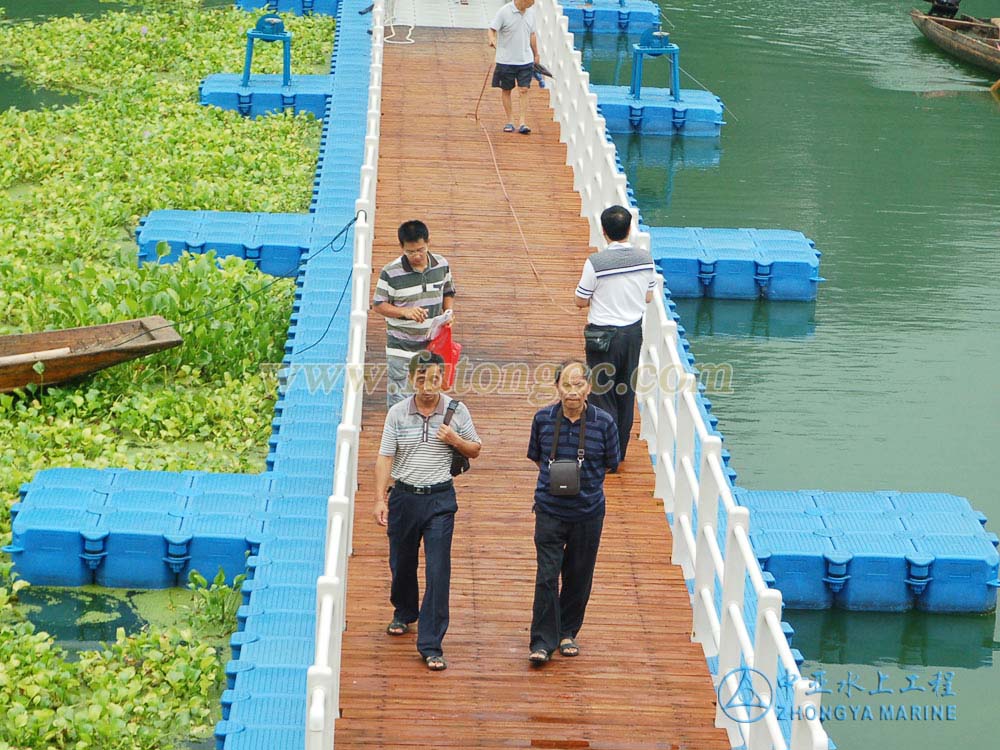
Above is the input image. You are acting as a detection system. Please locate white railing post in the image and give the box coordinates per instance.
[691,521,716,647]
[306,665,334,750]
[653,390,674,507]
[699,435,723,529]
[748,589,783,750]
[716,507,749,677]
[691,435,722,650]
[791,679,827,750]
[671,375,698,566]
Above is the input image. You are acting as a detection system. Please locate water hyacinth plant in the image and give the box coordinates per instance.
[0,1,336,746]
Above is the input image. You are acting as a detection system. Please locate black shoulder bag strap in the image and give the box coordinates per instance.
[443,399,459,426]
[548,405,587,466]
[443,399,471,476]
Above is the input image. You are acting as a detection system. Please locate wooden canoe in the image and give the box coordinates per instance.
[0,316,182,392]
[910,9,1000,76]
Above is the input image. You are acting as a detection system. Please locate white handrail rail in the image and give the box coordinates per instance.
[534,3,830,749]
[305,3,385,748]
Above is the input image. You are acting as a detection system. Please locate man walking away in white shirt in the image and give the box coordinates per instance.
[488,0,539,135]
[574,206,657,465]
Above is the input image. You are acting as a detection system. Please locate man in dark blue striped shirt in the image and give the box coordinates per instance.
[526,359,619,664]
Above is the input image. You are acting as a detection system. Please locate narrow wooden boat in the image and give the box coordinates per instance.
[0,316,182,392]
[910,8,1000,76]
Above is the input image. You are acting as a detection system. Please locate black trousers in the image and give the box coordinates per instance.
[586,320,643,461]
[387,485,457,658]
[530,509,604,653]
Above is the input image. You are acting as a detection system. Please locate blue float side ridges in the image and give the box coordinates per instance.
[736,489,999,613]
[6,2,370,749]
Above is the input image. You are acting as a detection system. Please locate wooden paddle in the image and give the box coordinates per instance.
[928,15,999,31]
[0,347,71,367]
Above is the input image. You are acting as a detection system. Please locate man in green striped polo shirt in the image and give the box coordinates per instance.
[373,220,456,405]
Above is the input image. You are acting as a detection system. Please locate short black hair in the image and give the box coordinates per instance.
[398,220,429,246]
[554,358,590,385]
[600,205,632,242]
[408,349,445,377]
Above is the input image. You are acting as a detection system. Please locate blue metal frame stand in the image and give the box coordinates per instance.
[629,29,680,103]
[242,13,293,88]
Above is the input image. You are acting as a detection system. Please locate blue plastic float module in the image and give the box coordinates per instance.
[592,85,724,137]
[136,210,321,277]
[560,0,660,34]
[736,489,1000,613]
[5,468,318,588]
[200,73,334,119]
[647,226,824,301]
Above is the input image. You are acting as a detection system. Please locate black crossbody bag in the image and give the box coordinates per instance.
[443,399,471,476]
[583,323,616,353]
[548,406,586,496]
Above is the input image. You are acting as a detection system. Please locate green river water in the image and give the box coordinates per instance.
[2,0,997,747]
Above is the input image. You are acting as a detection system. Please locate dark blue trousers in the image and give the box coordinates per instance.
[530,508,604,654]
[586,320,643,462]
[387,485,457,658]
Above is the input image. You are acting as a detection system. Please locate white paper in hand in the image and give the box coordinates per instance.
[426,309,453,341]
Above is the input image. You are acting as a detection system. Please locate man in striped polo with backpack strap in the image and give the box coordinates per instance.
[373,351,482,671]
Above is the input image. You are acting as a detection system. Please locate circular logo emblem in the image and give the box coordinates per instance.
[717,666,774,724]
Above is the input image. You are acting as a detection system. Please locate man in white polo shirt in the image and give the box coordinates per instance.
[574,205,657,465]
[488,0,539,135]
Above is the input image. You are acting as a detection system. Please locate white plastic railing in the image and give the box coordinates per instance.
[534,3,830,749]
[305,5,384,749]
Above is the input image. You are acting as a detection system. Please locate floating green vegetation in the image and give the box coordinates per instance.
[131,586,200,632]
[0,573,246,746]
[185,568,247,639]
[0,1,335,747]
[1,620,224,749]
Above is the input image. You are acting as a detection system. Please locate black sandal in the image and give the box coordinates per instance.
[425,655,447,671]
[558,639,579,657]
[528,649,551,665]
[386,618,409,636]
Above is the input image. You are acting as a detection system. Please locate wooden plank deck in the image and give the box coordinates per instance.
[336,28,730,750]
